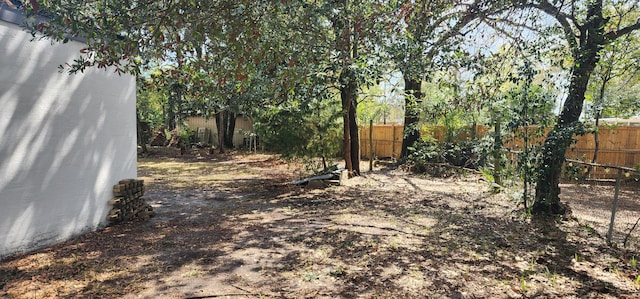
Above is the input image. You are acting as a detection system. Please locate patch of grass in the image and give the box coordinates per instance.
[182,269,203,278]
[544,266,559,286]
[608,261,620,276]
[342,240,353,248]
[529,256,536,272]
[303,272,320,281]
[582,224,596,234]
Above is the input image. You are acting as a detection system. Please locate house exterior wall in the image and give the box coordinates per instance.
[185,116,255,148]
[0,15,137,258]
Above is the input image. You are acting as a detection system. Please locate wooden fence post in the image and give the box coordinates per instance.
[391,124,396,159]
[369,119,373,171]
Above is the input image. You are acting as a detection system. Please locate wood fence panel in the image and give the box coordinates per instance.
[422,125,490,142]
[361,125,640,170]
[360,126,371,159]
[393,125,403,158]
[186,116,217,132]
[360,124,403,159]
[623,127,640,167]
[569,127,640,169]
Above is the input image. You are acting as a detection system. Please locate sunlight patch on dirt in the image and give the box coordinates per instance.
[2,152,639,299]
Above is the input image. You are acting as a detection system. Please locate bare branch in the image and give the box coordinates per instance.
[484,15,544,35]
[482,19,529,55]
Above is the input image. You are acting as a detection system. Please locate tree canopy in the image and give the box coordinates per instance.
[21,0,640,217]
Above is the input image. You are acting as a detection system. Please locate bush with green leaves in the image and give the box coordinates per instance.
[254,97,342,168]
[407,139,487,177]
[177,126,197,146]
[137,79,169,132]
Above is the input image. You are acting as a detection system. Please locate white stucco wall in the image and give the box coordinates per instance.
[0,15,137,259]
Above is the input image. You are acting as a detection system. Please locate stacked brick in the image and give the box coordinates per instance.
[107,179,155,223]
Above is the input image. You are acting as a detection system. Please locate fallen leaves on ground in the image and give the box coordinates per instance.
[1,149,639,298]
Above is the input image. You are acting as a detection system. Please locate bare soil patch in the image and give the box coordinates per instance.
[1,149,639,298]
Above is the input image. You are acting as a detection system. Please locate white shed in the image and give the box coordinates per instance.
[0,7,137,258]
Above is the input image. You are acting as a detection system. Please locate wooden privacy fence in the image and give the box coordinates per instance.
[360,124,640,171]
[566,126,640,170]
[359,124,492,160]
[359,124,404,160]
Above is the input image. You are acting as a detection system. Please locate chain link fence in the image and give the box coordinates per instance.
[561,160,640,250]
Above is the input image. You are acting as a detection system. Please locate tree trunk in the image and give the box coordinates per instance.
[591,67,612,165]
[136,114,148,154]
[224,111,237,149]
[349,97,360,175]
[166,83,183,131]
[166,94,177,131]
[492,115,502,188]
[341,68,358,177]
[215,112,225,154]
[592,114,600,164]
[533,21,603,215]
[583,108,602,179]
[334,0,361,177]
[400,76,422,161]
[342,97,353,176]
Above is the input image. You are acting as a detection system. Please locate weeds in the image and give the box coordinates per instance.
[543,266,559,286]
[520,275,527,292]
[304,272,320,282]
[182,269,203,278]
[582,224,596,234]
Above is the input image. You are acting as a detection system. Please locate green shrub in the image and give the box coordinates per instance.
[407,140,487,177]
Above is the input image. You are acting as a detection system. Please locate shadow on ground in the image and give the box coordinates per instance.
[1,150,638,298]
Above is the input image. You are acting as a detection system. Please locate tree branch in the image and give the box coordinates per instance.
[606,19,640,41]
[484,15,544,34]
[524,0,579,52]
[423,0,485,58]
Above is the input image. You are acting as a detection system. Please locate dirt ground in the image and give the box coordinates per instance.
[1,149,639,298]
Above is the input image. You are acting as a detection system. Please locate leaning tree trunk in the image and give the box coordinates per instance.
[533,41,602,216]
[399,76,422,162]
